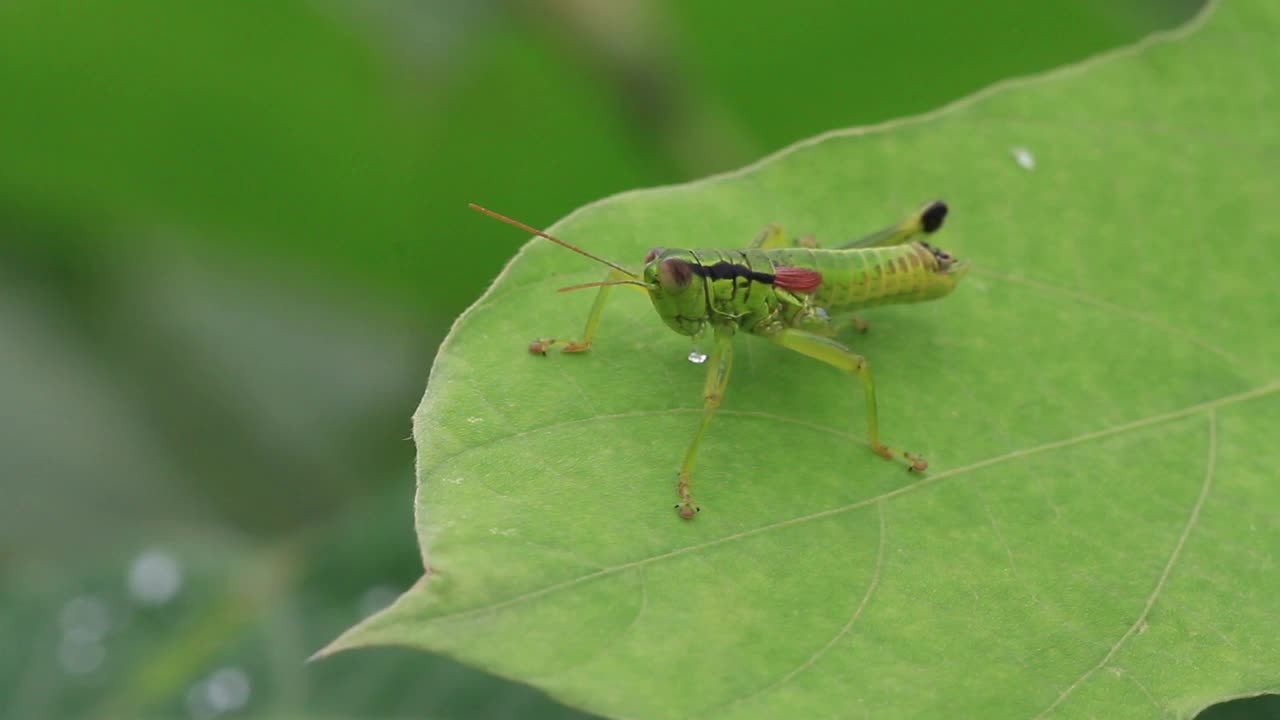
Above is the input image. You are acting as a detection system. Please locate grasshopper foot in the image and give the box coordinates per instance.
[852,316,870,334]
[872,443,927,472]
[528,338,592,354]
[674,501,701,520]
[905,452,928,472]
[529,338,556,355]
[675,471,700,519]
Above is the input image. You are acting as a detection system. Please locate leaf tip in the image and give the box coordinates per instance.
[309,572,434,662]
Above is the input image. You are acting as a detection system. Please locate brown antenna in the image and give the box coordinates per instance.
[557,279,648,293]
[469,203,637,278]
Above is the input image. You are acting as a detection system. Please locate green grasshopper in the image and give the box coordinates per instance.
[471,201,968,519]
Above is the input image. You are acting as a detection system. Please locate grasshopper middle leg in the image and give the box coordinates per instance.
[766,328,927,471]
[675,325,735,519]
[749,224,820,250]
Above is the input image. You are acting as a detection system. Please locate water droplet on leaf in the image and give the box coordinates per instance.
[1010,146,1036,170]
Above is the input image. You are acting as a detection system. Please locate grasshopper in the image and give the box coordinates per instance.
[471,201,968,519]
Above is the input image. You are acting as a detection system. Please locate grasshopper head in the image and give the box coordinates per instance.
[642,247,707,336]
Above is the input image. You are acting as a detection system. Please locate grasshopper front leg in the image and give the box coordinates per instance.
[766,328,927,472]
[530,268,629,354]
[675,324,735,518]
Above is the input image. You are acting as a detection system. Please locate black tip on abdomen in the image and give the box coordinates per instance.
[921,201,948,233]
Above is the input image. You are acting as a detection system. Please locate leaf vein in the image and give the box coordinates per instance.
[427,407,860,473]
[709,501,890,716]
[1029,410,1219,719]
[976,269,1261,377]
[527,567,649,683]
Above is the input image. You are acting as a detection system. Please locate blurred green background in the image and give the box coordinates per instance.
[11,1,1275,718]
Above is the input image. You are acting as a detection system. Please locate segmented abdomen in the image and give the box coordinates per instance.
[758,245,943,311]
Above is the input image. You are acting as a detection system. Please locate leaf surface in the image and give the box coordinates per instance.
[323,2,1280,717]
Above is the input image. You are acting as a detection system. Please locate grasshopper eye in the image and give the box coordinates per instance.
[644,247,665,264]
[657,258,693,292]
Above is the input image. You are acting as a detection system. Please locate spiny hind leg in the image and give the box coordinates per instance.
[675,326,735,518]
[529,268,627,354]
[765,328,926,471]
[837,200,948,249]
[748,224,821,249]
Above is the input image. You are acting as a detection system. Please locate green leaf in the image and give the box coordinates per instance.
[322,1,1280,717]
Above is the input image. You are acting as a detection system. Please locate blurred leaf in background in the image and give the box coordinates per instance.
[3,0,1245,718]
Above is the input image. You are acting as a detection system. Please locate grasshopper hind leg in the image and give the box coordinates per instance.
[765,328,927,472]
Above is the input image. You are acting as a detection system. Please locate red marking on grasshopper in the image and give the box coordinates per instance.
[773,266,822,293]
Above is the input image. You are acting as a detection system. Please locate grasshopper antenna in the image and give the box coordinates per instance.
[557,279,648,293]
[469,203,637,278]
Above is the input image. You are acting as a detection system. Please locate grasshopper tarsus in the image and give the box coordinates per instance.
[528,337,592,354]
[875,442,928,472]
[676,470,701,519]
[675,502,700,520]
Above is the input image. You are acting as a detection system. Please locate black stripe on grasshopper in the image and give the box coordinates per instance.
[689,260,777,286]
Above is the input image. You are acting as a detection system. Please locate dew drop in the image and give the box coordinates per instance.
[687,350,708,364]
[1010,146,1036,170]
[128,548,183,606]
